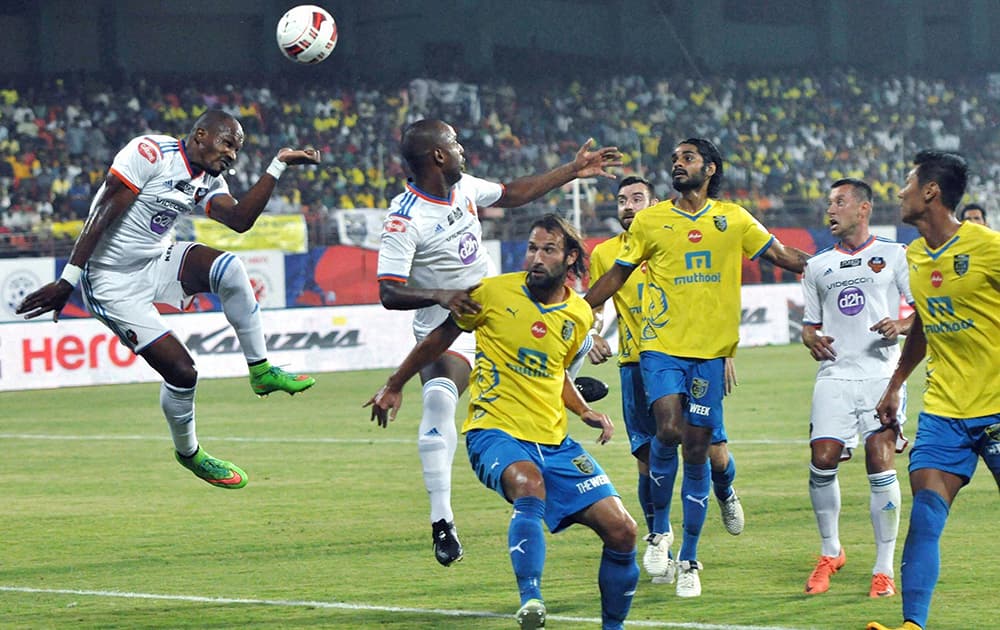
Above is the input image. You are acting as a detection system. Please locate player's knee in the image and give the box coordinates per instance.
[809,464,838,487]
[165,364,197,389]
[211,252,250,295]
[417,432,447,452]
[600,509,638,551]
[654,426,681,446]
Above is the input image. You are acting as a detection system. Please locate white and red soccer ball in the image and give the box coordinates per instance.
[276,5,338,64]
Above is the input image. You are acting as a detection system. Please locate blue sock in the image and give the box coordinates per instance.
[901,489,949,628]
[649,438,678,535]
[599,546,639,630]
[711,453,736,501]
[510,497,547,604]
[679,461,710,562]
[637,473,654,534]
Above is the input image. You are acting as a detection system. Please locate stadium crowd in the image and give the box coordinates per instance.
[2,69,999,255]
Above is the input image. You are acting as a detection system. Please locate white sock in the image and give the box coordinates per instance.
[869,469,901,576]
[418,377,459,523]
[161,382,198,456]
[809,463,841,557]
[209,252,266,363]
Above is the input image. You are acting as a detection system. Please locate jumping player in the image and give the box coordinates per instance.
[16,110,318,489]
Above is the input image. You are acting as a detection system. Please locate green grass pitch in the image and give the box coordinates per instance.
[1,344,994,629]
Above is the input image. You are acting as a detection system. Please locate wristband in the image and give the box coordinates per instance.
[266,156,288,179]
[60,263,83,288]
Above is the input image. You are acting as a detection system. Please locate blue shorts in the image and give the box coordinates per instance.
[639,351,727,436]
[465,428,619,534]
[909,412,1000,483]
[620,363,656,455]
[620,363,726,452]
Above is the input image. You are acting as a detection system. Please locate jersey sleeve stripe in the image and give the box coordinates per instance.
[377,274,408,282]
[392,192,416,218]
[109,167,141,194]
[749,234,776,261]
[614,259,638,269]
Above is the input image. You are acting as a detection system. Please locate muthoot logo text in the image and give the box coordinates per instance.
[674,272,721,285]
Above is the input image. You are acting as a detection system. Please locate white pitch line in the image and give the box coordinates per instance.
[0,585,808,630]
[0,433,807,446]
[0,433,415,444]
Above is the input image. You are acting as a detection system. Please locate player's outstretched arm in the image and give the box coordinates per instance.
[585,264,632,309]
[378,280,482,318]
[496,139,622,208]
[364,318,463,427]
[760,240,810,274]
[208,147,321,233]
[16,174,136,322]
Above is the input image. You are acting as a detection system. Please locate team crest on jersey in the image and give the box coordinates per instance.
[690,377,709,399]
[385,218,407,233]
[868,257,886,273]
[985,423,1000,442]
[561,320,575,341]
[953,254,970,276]
[713,216,727,232]
[137,141,158,164]
[571,454,595,475]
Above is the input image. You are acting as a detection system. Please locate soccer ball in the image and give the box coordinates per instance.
[276,5,338,64]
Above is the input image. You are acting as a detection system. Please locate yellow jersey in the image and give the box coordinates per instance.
[455,272,594,445]
[590,232,646,365]
[616,198,774,359]
[908,221,1000,418]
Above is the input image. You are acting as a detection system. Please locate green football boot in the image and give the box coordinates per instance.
[249,361,316,397]
[175,447,248,489]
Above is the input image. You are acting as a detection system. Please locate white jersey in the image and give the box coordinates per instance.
[88,135,230,269]
[377,174,504,337]
[802,235,913,380]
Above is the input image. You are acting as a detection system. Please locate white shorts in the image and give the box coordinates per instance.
[809,377,907,449]
[82,242,197,353]
[415,327,475,369]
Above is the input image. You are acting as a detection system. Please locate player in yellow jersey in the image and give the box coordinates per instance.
[367,214,639,630]
[867,151,1000,630]
[586,175,744,587]
[586,138,809,597]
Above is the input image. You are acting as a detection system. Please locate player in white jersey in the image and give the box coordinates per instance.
[376,119,621,566]
[17,110,319,490]
[801,178,914,598]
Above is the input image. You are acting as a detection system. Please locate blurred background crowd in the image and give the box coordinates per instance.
[2,68,999,256]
